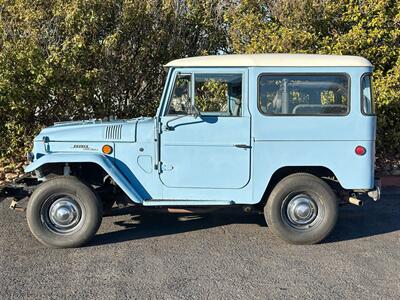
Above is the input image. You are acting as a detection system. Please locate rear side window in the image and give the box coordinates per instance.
[361,74,375,115]
[258,74,349,115]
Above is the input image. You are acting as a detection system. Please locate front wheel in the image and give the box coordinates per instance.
[27,176,103,248]
[264,173,338,245]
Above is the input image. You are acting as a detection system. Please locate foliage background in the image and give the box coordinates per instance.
[0,0,399,179]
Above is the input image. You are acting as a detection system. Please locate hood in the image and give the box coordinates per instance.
[35,117,154,143]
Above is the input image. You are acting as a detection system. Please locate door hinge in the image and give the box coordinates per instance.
[160,162,174,171]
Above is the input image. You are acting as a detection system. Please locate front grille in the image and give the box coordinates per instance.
[105,125,123,140]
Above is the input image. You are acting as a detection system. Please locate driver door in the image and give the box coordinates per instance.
[159,68,251,190]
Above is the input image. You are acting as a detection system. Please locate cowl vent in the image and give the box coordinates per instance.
[105,124,123,140]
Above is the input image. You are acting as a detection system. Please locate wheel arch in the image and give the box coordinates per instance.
[258,166,343,207]
[25,153,143,204]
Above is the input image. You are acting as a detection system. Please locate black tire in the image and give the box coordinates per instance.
[27,176,103,248]
[264,173,338,245]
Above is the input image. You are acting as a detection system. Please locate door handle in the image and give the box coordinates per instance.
[234,144,251,149]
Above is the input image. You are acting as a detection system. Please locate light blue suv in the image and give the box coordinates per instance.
[25,54,380,248]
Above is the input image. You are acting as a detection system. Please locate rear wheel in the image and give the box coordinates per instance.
[27,176,103,248]
[264,173,338,245]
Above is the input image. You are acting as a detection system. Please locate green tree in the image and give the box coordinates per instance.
[0,0,399,177]
[0,0,228,172]
[225,0,400,162]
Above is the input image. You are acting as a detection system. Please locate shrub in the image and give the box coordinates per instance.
[1,0,399,178]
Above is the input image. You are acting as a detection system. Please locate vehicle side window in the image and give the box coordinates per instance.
[258,74,349,115]
[167,74,191,115]
[195,74,242,116]
[361,74,375,115]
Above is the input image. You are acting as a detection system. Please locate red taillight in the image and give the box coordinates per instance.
[355,146,366,156]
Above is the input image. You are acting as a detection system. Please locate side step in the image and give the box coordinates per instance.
[142,200,235,206]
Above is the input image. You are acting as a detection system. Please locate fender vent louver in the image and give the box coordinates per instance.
[105,124,123,140]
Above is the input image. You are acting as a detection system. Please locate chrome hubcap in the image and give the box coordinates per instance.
[47,198,81,233]
[286,194,317,227]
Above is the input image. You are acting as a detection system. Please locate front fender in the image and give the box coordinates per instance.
[25,153,143,204]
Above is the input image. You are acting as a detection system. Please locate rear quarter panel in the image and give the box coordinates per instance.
[249,66,376,203]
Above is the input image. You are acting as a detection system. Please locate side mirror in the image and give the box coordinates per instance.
[164,102,201,131]
[188,104,201,119]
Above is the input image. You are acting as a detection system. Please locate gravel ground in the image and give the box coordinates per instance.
[0,192,399,299]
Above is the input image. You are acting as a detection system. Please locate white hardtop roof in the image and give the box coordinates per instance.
[165,54,373,68]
